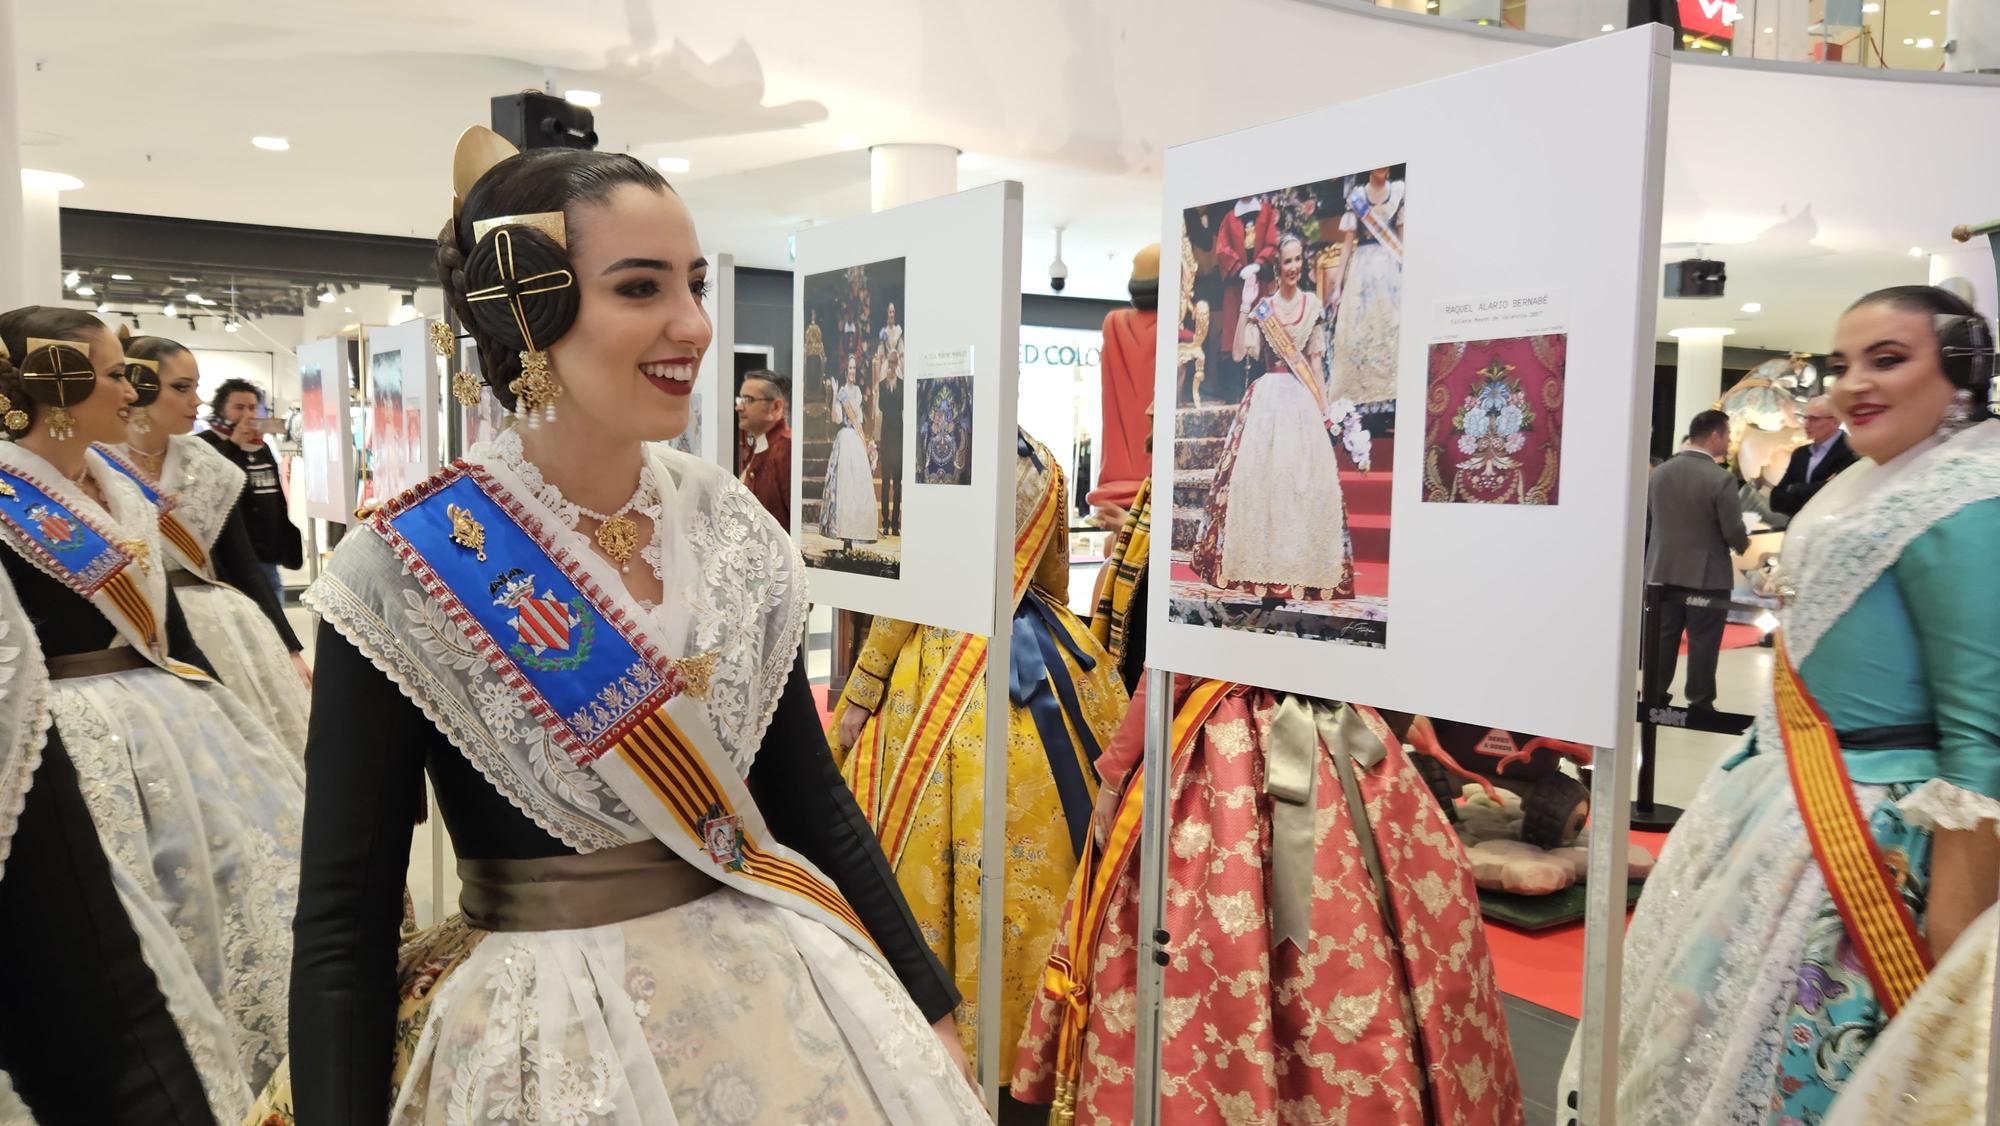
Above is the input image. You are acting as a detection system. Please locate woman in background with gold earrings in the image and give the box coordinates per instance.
[0,305,303,1124]
[95,332,311,757]
[280,129,986,1124]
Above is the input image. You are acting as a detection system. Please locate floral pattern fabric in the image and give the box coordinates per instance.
[1013,685,1521,1125]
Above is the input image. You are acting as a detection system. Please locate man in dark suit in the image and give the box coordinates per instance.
[1771,396,1857,516]
[1647,409,1750,711]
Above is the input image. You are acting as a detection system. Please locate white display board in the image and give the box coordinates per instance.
[297,337,355,523]
[364,319,441,505]
[790,181,1023,636]
[1146,28,1668,750]
[664,253,735,466]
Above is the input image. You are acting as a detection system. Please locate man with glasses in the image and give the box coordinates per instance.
[1771,395,1856,516]
[734,369,793,531]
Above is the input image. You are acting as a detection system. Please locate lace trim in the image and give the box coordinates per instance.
[0,444,170,638]
[0,569,50,884]
[302,569,633,853]
[166,434,248,551]
[1897,779,2000,836]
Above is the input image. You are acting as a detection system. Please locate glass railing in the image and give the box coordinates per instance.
[1372,0,1993,75]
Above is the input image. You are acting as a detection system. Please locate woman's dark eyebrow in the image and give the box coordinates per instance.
[600,256,709,276]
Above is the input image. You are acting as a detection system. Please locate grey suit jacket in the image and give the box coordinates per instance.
[1646,448,1751,590]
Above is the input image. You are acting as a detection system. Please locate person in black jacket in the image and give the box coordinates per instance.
[195,378,302,598]
[1771,395,1858,516]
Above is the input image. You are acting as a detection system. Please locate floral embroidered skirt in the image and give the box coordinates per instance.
[1012,686,1521,1125]
[248,890,987,1126]
[1330,241,1403,410]
[178,579,310,758]
[0,669,305,1126]
[1557,749,1931,1125]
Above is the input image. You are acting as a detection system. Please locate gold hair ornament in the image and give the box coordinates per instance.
[22,337,96,440]
[462,227,574,427]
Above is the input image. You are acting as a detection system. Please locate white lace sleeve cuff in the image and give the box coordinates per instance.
[1899,778,2000,836]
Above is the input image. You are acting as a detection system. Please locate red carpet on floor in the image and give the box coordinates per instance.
[1485,829,1673,1018]
[1678,623,1764,655]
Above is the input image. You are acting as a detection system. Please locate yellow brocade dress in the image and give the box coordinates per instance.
[831,432,1129,1059]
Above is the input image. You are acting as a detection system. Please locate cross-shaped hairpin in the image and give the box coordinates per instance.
[22,339,95,406]
[463,228,575,353]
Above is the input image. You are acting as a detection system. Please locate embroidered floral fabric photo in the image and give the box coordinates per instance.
[1423,333,1566,506]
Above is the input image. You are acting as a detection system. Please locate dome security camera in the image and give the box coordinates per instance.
[1049,227,1069,294]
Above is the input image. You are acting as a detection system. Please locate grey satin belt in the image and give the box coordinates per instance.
[457,839,720,932]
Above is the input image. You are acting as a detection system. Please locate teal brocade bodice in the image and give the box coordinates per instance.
[1730,497,2000,802]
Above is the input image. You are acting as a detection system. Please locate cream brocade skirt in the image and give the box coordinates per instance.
[250,889,988,1125]
[177,575,309,758]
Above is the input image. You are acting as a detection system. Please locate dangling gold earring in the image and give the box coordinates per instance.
[452,370,485,408]
[0,392,26,434]
[509,349,562,428]
[43,406,75,441]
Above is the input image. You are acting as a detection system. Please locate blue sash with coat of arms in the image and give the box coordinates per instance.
[92,445,220,582]
[372,462,883,960]
[0,460,207,680]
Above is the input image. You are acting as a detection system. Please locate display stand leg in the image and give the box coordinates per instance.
[1633,584,1683,830]
[975,626,1011,1119]
[1130,668,1174,1126]
[1577,732,1634,1126]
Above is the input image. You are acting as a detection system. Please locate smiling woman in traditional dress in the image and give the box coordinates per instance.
[284,129,985,1124]
[1190,232,1354,601]
[95,333,311,757]
[0,305,304,1124]
[1559,285,2000,1124]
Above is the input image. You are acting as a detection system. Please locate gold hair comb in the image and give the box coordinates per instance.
[451,126,567,248]
[125,357,160,373]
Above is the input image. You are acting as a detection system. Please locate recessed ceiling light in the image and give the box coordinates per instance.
[161,302,177,316]
[1862,2,1879,10]
[186,291,202,303]
[564,90,601,108]
[1740,302,1761,313]
[62,270,80,289]
[94,302,108,314]
[1762,26,1774,33]
[223,317,240,333]
[1929,8,1940,14]
[75,285,95,297]
[1915,37,1934,47]
[110,273,132,281]
[317,287,335,304]
[656,156,691,174]
[1668,328,1737,339]
[1903,36,1916,44]
[22,170,83,191]
[251,136,290,152]
[1910,246,1926,257]
[1601,22,1615,30]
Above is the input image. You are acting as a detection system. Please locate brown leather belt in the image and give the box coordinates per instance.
[46,647,152,680]
[457,839,719,932]
[167,570,207,589]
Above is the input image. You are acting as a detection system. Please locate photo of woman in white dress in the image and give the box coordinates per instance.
[822,353,880,549]
[1329,167,1406,416]
[1190,232,1354,601]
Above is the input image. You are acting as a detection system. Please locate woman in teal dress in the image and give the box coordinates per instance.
[1560,285,2000,1125]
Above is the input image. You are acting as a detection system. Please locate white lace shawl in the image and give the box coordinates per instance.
[161,434,247,554]
[304,439,809,853]
[0,441,170,655]
[0,562,49,884]
[1758,420,2000,829]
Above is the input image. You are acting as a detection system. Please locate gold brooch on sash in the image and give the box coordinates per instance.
[446,503,489,561]
[672,651,717,700]
[120,539,152,573]
[0,477,14,499]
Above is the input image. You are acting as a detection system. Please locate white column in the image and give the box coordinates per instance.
[19,171,71,306]
[1670,328,1732,441]
[868,143,957,214]
[0,0,26,310]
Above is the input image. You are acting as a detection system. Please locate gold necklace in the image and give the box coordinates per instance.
[569,483,648,573]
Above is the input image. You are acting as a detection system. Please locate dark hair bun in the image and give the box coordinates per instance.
[459,225,579,355]
[126,362,162,407]
[18,340,98,410]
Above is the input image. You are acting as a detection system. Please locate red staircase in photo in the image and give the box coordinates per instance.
[1168,403,1393,598]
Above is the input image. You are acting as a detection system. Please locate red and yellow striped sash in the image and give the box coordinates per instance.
[617,705,872,944]
[1044,678,1229,1125]
[1774,632,1930,1015]
[157,511,211,578]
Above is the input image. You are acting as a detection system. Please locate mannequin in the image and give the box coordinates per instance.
[1088,244,1158,515]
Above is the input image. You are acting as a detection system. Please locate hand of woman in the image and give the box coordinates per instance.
[929,1014,979,1093]
[291,651,313,688]
[834,704,868,752]
[1240,272,1260,312]
[1091,778,1125,849]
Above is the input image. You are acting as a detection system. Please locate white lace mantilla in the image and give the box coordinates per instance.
[305,437,808,852]
[161,433,247,553]
[0,563,50,884]
[1755,421,2000,756]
